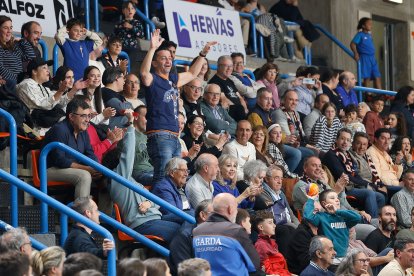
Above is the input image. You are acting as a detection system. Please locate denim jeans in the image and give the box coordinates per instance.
[385,185,402,203]
[347,187,385,218]
[283,145,301,173]
[147,132,181,183]
[132,170,154,186]
[134,218,181,245]
[284,145,315,175]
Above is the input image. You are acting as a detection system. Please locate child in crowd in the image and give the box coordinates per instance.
[55,18,103,81]
[362,96,384,143]
[343,104,366,138]
[252,211,292,276]
[350,17,382,89]
[303,190,361,261]
[236,208,252,235]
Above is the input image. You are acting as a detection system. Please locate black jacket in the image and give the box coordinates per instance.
[63,225,105,259]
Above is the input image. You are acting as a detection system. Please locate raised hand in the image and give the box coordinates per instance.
[200,41,218,56]
[150,29,165,50]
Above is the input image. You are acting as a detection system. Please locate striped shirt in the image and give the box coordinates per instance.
[309,116,343,152]
[0,41,34,82]
[267,142,298,178]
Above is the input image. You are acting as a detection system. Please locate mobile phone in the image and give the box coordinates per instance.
[302,78,316,85]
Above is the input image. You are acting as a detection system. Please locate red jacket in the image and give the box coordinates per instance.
[87,124,116,163]
[254,235,291,276]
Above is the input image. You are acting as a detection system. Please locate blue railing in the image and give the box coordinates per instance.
[136,6,156,40]
[53,45,131,75]
[239,12,258,56]
[60,206,170,257]
[354,86,396,96]
[313,24,363,99]
[0,169,116,275]
[38,142,195,227]
[0,220,47,251]
[0,108,18,227]
[174,59,256,80]
[38,39,48,61]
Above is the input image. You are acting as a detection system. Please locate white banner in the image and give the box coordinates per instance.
[0,0,74,37]
[164,0,246,61]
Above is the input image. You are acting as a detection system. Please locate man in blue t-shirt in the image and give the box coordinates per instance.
[335,71,359,107]
[140,29,216,182]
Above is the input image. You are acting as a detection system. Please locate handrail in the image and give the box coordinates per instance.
[173,59,256,80]
[0,220,47,251]
[354,86,396,96]
[239,12,258,56]
[93,0,99,32]
[135,6,155,40]
[0,108,18,227]
[39,142,196,233]
[0,169,116,275]
[38,39,48,61]
[60,208,170,257]
[85,0,90,30]
[313,24,363,100]
[142,0,156,40]
[53,44,59,75]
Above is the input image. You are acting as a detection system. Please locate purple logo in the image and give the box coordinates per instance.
[173,12,191,48]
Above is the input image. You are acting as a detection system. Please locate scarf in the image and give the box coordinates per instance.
[332,145,355,176]
[281,106,304,143]
[362,153,383,188]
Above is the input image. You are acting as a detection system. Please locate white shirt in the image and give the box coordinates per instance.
[223,140,256,180]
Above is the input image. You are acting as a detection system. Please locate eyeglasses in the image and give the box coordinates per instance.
[192,121,204,127]
[355,258,370,263]
[186,84,202,92]
[72,113,92,119]
[219,64,233,69]
[205,91,221,97]
[176,169,190,174]
[125,80,139,85]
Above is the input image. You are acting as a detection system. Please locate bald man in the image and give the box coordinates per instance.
[335,71,358,107]
[192,194,264,275]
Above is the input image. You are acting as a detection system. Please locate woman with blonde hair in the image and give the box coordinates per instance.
[213,154,256,208]
[31,246,65,276]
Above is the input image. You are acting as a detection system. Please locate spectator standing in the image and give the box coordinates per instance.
[55,18,103,81]
[140,29,215,182]
[113,1,144,74]
[350,18,382,89]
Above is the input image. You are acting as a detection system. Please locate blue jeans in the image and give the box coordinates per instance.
[132,171,154,186]
[386,185,402,203]
[147,132,181,183]
[283,145,301,173]
[134,218,181,245]
[346,187,385,218]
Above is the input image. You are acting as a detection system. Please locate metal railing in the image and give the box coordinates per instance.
[136,6,155,40]
[0,220,47,251]
[38,142,195,250]
[60,206,170,257]
[0,169,116,275]
[239,12,258,56]
[174,59,256,80]
[313,24,362,99]
[0,108,18,227]
[354,86,396,96]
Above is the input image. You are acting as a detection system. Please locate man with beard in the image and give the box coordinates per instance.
[365,205,397,254]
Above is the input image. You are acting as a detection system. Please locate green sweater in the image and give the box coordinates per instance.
[304,198,361,257]
[132,129,153,174]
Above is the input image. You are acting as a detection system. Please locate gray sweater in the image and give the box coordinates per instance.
[108,126,161,229]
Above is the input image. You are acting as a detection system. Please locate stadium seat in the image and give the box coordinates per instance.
[282,177,299,207]
[31,150,71,188]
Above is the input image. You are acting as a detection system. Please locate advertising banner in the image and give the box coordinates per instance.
[0,0,74,37]
[164,0,245,61]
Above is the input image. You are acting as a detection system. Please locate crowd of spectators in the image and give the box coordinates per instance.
[1,0,414,275]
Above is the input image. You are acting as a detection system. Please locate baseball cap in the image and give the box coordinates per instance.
[26,58,53,76]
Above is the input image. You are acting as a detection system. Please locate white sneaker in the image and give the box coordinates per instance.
[151,17,166,29]
[284,36,295,43]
